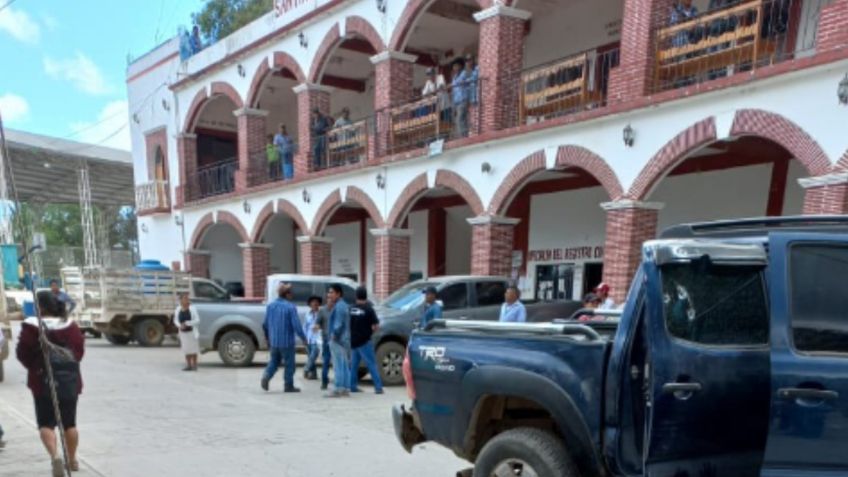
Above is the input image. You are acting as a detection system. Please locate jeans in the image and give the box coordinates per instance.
[282,152,294,179]
[453,102,468,138]
[264,347,296,389]
[312,136,326,171]
[305,343,319,374]
[329,341,351,392]
[350,341,383,392]
[321,341,331,387]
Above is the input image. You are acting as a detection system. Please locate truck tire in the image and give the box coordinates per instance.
[218,330,256,367]
[473,428,579,477]
[376,341,406,386]
[134,319,165,347]
[104,333,131,345]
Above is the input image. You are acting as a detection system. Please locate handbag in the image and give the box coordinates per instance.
[39,325,81,400]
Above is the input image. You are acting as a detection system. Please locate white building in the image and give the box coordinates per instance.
[128,0,848,302]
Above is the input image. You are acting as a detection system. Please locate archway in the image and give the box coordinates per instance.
[196,223,246,296]
[252,200,309,275]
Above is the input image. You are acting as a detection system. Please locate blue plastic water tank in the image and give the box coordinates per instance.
[134,260,170,271]
[23,299,35,317]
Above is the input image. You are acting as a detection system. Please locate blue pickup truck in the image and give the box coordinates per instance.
[394,216,848,477]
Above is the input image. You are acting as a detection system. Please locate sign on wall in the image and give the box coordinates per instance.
[528,245,604,262]
[274,0,313,18]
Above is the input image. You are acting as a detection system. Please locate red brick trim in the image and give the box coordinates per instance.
[488,150,546,215]
[308,23,342,83]
[126,52,180,84]
[189,211,250,249]
[387,173,429,228]
[730,109,831,177]
[246,59,271,108]
[248,52,308,107]
[311,189,343,235]
[250,199,309,242]
[184,88,209,134]
[345,15,386,52]
[556,145,624,200]
[839,150,848,171]
[210,81,244,109]
[390,0,488,51]
[435,170,486,216]
[345,186,385,228]
[144,128,169,181]
[628,117,718,200]
[273,51,307,83]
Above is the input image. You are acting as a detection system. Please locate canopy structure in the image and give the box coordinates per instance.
[3,129,133,206]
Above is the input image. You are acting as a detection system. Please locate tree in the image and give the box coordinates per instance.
[192,0,274,43]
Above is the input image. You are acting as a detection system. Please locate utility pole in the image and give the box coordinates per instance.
[78,166,99,269]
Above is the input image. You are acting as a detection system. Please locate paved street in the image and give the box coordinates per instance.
[0,325,466,477]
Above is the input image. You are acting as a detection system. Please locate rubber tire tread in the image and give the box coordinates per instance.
[472,427,579,477]
[217,330,256,367]
[375,341,406,386]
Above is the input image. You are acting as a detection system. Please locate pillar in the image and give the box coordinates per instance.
[240,242,272,299]
[293,83,331,176]
[474,5,531,132]
[371,228,412,300]
[176,133,198,205]
[800,173,848,215]
[370,51,417,159]
[817,0,848,53]
[296,236,333,276]
[234,108,269,190]
[186,249,211,278]
[468,216,520,277]
[601,200,663,304]
[607,0,674,103]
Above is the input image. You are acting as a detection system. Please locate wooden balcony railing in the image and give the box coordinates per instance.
[327,119,369,167]
[135,180,170,214]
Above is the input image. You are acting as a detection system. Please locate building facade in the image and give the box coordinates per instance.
[128,0,848,302]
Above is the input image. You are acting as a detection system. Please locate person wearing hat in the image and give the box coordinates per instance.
[419,286,442,330]
[310,107,331,171]
[261,283,307,393]
[595,282,615,310]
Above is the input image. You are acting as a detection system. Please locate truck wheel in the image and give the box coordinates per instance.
[376,342,406,386]
[134,319,165,347]
[473,428,578,477]
[218,330,255,367]
[104,333,131,345]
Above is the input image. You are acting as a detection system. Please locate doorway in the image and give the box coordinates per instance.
[535,263,575,301]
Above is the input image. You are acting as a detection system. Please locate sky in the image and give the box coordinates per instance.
[0,0,205,151]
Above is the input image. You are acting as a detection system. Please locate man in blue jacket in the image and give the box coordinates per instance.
[261,284,307,393]
[325,283,351,398]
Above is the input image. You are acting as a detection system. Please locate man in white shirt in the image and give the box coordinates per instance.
[499,285,527,323]
[595,283,616,310]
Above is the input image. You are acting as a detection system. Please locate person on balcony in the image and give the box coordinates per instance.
[274,124,294,180]
[670,0,699,48]
[331,108,354,166]
[421,67,449,120]
[451,61,470,139]
[310,108,331,171]
[189,25,204,55]
[266,134,280,181]
[464,55,479,106]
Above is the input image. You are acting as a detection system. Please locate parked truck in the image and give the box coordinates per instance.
[394,216,848,477]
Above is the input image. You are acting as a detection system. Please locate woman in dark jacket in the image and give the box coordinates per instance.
[17,292,85,476]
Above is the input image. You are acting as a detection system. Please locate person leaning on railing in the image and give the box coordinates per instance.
[274,124,295,180]
[421,67,449,120]
[450,61,471,139]
[266,134,281,180]
[310,108,332,171]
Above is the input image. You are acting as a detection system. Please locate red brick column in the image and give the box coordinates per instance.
[371,228,412,300]
[817,0,848,52]
[235,108,269,191]
[474,6,531,132]
[293,83,331,176]
[607,0,674,103]
[240,243,272,299]
[176,133,198,205]
[186,249,211,278]
[370,51,416,159]
[800,173,848,214]
[601,200,663,304]
[297,236,333,276]
[468,216,520,277]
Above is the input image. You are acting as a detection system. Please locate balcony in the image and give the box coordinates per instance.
[135,180,170,215]
[185,159,238,202]
[326,119,369,168]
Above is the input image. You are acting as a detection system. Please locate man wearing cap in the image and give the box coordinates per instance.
[419,286,442,330]
[595,282,616,310]
[261,283,307,393]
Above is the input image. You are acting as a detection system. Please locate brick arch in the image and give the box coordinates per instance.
[838,149,848,171]
[389,0,488,52]
[251,199,310,242]
[628,117,718,200]
[247,53,307,108]
[730,109,832,177]
[556,146,624,200]
[183,88,209,134]
[488,151,546,215]
[183,81,244,133]
[311,187,385,236]
[435,170,486,216]
[190,211,250,249]
[345,186,385,228]
[345,15,386,54]
[308,18,384,84]
[387,173,429,228]
[308,23,342,83]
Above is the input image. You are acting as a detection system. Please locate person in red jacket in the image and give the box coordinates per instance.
[17,292,85,476]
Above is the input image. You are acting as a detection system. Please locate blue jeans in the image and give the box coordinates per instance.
[350,341,383,392]
[264,347,296,389]
[282,152,293,179]
[305,343,319,374]
[321,341,331,387]
[329,341,351,392]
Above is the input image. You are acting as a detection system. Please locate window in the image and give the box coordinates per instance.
[194,281,228,301]
[790,244,848,353]
[438,283,468,310]
[660,263,768,346]
[476,281,506,307]
[288,282,314,305]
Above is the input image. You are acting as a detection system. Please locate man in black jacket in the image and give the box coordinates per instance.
[348,287,383,394]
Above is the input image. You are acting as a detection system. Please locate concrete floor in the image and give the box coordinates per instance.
[0,325,467,476]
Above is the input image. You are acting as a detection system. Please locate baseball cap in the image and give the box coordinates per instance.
[422,286,438,295]
[594,283,610,293]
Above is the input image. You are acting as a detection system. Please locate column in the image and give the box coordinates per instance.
[600,200,663,304]
[800,173,848,215]
[468,216,520,277]
[474,5,531,133]
[817,0,848,53]
[371,228,413,300]
[234,108,269,190]
[185,249,211,278]
[240,242,272,299]
[607,0,674,103]
[293,83,331,176]
[370,51,416,159]
[176,133,198,205]
[296,236,333,276]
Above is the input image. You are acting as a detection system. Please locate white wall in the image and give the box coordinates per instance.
[408,210,428,277]
[445,205,472,275]
[783,160,807,216]
[200,224,243,285]
[326,221,361,281]
[262,215,297,274]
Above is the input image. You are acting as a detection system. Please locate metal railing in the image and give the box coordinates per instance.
[250,142,298,186]
[186,159,237,201]
[327,119,369,167]
[652,0,823,93]
[135,180,170,212]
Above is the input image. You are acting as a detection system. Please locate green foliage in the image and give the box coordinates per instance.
[192,0,274,43]
[12,203,137,251]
